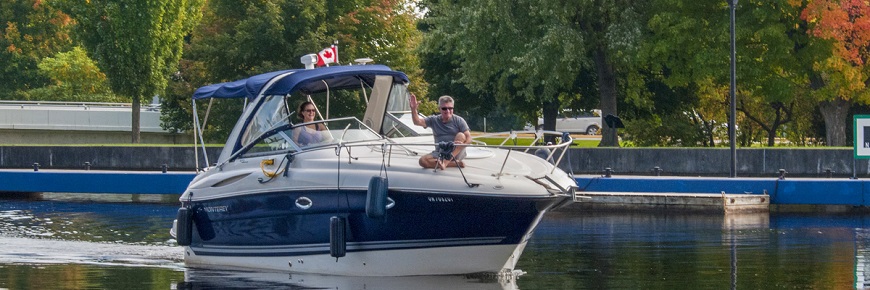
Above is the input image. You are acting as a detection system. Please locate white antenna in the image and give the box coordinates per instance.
[354,58,373,65]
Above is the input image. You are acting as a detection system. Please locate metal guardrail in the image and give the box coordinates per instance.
[0,100,132,107]
[0,100,161,111]
[237,130,575,173]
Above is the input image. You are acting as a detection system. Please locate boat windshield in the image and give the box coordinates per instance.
[242,117,381,157]
[234,72,421,158]
[382,111,431,138]
[239,94,292,148]
[381,83,431,138]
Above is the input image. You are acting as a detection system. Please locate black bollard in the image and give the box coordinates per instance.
[162,164,168,173]
[33,163,39,172]
[84,162,91,171]
[653,166,662,176]
[778,169,786,180]
[825,169,833,178]
[604,167,612,178]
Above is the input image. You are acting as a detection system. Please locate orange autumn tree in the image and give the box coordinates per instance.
[0,0,75,100]
[801,0,870,146]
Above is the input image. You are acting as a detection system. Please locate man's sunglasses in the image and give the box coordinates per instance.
[440,107,454,111]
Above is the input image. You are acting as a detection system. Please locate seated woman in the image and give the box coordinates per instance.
[292,101,331,146]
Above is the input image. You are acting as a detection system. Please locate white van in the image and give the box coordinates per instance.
[525,109,602,135]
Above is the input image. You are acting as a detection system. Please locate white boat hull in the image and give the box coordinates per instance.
[184,242,525,276]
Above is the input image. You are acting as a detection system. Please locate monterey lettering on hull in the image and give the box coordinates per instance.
[202,206,229,213]
[427,197,454,202]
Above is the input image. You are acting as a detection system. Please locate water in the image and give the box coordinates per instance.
[518,211,870,289]
[0,193,868,289]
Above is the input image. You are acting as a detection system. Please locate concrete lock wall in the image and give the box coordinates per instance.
[562,148,866,178]
[0,146,222,171]
[0,146,866,177]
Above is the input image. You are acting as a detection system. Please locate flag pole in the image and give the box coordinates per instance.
[333,40,339,64]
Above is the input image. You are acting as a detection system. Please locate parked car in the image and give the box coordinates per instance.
[525,109,602,135]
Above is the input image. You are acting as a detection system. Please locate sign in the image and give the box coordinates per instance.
[854,115,870,158]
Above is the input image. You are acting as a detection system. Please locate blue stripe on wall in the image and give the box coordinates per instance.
[0,170,194,194]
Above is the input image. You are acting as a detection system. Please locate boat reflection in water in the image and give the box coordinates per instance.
[177,267,521,290]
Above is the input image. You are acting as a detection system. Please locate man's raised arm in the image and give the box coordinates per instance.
[410,93,426,128]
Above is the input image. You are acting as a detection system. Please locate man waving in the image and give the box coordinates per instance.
[410,94,472,170]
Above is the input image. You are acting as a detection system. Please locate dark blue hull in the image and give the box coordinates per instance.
[183,189,564,257]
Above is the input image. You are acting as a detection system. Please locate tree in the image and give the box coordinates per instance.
[639,0,808,147]
[161,0,423,141]
[800,0,870,146]
[0,0,75,100]
[67,0,203,143]
[421,0,645,146]
[417,0,518,131]
[21,46,120,102]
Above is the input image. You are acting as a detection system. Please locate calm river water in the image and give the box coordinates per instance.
[0,193,868,289]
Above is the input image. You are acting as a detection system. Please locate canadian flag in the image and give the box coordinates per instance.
[316,45,338,67]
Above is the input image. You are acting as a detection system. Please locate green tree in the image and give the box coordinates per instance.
[417,0,518,131]
[638,0,807,147]
[162,0,423,141]
[67,0,203,143]
[0,0,75,100]
[21,46,120,102]
[421,0,646,147]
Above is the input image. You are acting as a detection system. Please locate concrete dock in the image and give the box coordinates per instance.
[575,175,870,207]
[572,191,770,213]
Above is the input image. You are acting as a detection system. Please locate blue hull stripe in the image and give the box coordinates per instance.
[191,237,506,257]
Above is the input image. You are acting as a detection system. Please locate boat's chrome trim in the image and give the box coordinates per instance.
[190,236,507,257]
[294,196,313,209]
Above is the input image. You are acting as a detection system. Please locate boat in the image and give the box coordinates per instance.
[170,60,578,276]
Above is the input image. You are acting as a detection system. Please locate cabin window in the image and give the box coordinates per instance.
[240,95,291,149]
